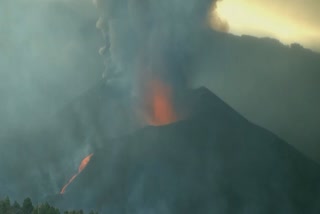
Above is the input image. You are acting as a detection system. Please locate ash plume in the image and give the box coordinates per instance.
[93,0,228,92]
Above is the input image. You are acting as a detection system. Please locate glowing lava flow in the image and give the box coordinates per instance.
[60,153,94,194]
[145,79,177,126]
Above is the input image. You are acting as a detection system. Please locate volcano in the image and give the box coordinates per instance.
[57,87,320,213]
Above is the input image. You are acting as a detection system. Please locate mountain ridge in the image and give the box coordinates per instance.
[58,87,320,213]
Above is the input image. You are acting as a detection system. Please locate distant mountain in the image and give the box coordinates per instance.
[58,87,320,213]
[191,30,320,161]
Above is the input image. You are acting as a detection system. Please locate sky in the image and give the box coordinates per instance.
[216,0,320,52]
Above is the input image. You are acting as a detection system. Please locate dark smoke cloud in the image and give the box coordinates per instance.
[93,0,228,92]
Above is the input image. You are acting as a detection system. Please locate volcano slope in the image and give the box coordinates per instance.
[61,87,320,213]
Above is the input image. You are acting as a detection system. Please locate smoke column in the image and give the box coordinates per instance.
[93,0,228,94]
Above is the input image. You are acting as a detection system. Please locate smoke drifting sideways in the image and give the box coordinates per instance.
[0,0,103,201]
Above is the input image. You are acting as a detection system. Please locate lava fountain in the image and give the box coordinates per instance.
[60,72,181,193]
[143,79,178,126]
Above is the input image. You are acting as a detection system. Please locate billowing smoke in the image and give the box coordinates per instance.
[93,0,228,93]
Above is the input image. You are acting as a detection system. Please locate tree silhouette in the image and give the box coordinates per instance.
[22,197,34,214]
[0,196,11,213]
[33,202,60,214]
[0,197,97,214]
[13,200,21,209]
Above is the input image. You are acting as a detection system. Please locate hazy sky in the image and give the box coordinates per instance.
[216,0,320,52]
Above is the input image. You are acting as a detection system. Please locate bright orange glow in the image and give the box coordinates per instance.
[144,79,177,126]
[78,153,94,172]
[60,174,77,195]
[60,153,94,194]
[215,0,320,51]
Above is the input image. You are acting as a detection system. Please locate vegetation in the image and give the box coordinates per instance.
[0,197,98,214]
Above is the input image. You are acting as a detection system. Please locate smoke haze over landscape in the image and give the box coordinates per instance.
[0,0,320,206]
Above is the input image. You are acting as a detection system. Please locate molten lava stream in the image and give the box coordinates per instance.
[145,79,177,126]
[60,153,94,194]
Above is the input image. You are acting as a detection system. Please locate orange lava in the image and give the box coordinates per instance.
[60,153,94,194]
[78,153,94,172]
[145,79,177,126]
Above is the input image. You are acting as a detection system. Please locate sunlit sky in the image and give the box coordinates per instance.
[216,0,320,52]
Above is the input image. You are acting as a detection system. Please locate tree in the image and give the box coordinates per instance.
[0,197,97,214]
[22,197,34,214]
[0,196,11,213]
[13,200,21,209]
[34,202,60,214]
